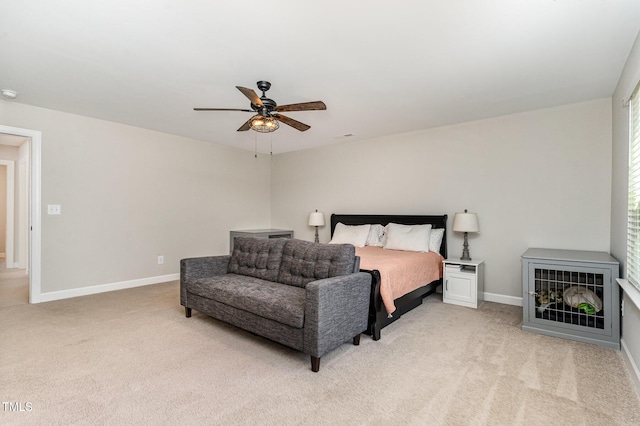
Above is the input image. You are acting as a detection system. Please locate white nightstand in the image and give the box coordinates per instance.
[443,258,484,309]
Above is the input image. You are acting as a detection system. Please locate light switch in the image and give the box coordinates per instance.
[47,204,61,215]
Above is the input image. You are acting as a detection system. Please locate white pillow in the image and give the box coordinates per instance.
[429,228,445,253]
[383,223,432,252]
[365,224,385,247]
[329,223,371,247]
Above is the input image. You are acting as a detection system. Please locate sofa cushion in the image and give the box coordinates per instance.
[186,273,306,329]
[228,237,286,282]
[277,239,356,288]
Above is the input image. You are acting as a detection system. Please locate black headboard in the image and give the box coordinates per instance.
[330,214,448,259]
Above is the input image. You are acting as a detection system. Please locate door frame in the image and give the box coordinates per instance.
[0,125,41,303]
[0,159,15,267]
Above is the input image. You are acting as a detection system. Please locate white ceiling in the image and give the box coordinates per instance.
[1,1,639,154]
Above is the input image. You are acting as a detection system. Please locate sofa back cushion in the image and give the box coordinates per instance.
[277,239,356,288]
[228,237,286,281]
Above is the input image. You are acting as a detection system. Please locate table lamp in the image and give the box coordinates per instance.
[308,210,325,243]
[452,209,479,261]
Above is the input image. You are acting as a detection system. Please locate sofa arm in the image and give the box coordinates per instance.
[180,256,230,306]
[303,272,371,358]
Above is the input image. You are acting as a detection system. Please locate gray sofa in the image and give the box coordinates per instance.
[180,237,371,372]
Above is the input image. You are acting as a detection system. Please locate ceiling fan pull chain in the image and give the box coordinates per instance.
[254,132,258,158]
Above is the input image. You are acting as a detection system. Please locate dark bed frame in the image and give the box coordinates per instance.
[330,214,448,341]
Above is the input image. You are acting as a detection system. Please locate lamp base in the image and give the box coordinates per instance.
[460,232,472,261]
[314,226,319,243]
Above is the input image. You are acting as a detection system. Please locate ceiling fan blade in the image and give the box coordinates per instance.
[236,86,263,107]
[194,108,253,112]
[273,113,310,132]
[275,101,326,112]
[237,116,257,132]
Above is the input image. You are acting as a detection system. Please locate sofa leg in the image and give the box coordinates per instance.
[353,334,361,346]
[185,307,192,318]
[310,356,321,372]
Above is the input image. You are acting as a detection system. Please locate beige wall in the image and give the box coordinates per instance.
[0,144,20,161]
[611,30,640,387]
[271,98,613,301]
[0,144,19,160]
[0,165,5,255]
[0,101,272,293]
[0,145,18,261]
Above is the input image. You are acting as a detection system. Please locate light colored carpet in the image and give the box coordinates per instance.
[1,281,639,425]
[0,264,28,308]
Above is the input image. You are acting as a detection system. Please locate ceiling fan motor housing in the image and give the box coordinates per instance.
[255,100,277,117]
[253,81,277,116]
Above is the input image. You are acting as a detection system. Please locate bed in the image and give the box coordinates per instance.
[330,214,448,340]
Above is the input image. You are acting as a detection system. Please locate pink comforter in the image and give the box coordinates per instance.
[355,246,443,315]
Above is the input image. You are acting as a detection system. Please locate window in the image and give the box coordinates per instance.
[627,82,640,291]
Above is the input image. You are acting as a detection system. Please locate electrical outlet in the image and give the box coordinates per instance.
[157,255,164,265]
[47,204,61,215]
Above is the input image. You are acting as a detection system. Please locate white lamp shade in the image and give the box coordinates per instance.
[308,211,325,227]
[453,212,479,233]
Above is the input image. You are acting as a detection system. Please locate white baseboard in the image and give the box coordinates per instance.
[621,338,640,399]
[437,288,522,306]
[483,291,523,306]
[39,273,180,303]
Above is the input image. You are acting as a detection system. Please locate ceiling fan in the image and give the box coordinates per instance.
[194,81,326,133]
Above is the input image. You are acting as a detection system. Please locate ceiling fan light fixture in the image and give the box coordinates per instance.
[250,116,279,133]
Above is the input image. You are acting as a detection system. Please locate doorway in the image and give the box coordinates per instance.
[0,125,41,304]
